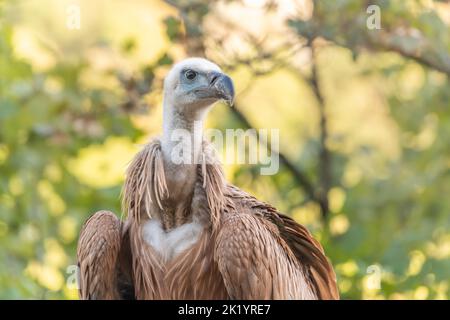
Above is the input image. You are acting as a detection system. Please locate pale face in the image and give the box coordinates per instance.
[163,58,235,111]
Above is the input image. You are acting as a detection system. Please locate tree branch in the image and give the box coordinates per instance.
[230,105,318,203]
[367,30,450,77]
[308,39,331,219]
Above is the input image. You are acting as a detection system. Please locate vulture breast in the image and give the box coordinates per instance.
[131,218,229,299]
[142,219,204,262]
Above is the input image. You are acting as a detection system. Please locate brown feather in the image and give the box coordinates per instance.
[121,138,168,224]
[77,211,122,299]
[225,185,339,299]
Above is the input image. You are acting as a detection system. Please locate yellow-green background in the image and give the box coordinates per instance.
[0,0,449,299]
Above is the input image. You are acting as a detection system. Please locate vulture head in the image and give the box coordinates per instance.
[163,58,235,114]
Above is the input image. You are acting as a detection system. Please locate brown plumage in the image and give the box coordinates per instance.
[77,58,339,300]
[77,211,121,299]
[77,140,338,300]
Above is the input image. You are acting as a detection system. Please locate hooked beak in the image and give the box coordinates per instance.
[195,71,235,106]
[210,72,235,106]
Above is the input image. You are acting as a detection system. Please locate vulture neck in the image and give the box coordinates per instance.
[160,102,210,226]
[161,104,208,167]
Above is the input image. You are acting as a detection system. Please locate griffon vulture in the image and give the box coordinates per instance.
[77,58,339,300]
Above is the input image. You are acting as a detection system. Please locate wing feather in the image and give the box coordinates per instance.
[216,185,339,300]
[77,210,127,300]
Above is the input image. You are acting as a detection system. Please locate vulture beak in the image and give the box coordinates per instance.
[208,71,235,106]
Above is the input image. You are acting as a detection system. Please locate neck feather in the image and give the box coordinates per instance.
[161,102,208,165]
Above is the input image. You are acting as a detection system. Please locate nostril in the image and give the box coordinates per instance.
[210,73,219,85]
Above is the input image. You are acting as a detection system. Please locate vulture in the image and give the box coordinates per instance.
[77,58,339,300]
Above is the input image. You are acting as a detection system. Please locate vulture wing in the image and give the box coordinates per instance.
[77,210,134,299]
[215,186,339,300]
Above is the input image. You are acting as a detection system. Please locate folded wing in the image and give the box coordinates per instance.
[215,186,339,300]
[77,210,133,299]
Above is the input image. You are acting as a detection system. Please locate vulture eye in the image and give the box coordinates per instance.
[184,69,197,80]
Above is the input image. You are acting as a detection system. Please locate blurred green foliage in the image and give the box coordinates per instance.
[0,0,449,299]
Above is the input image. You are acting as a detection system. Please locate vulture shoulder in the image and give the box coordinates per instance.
[77,210,134,299]
[215,185,339,300]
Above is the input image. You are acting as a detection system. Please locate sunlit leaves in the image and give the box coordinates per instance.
[164,16,183,42]
[67,136,137,188]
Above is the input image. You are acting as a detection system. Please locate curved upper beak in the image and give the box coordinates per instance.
[208,71,235,106]
[193,71,235,106]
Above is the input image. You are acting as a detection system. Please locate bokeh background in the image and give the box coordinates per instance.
[1,0,449,299]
